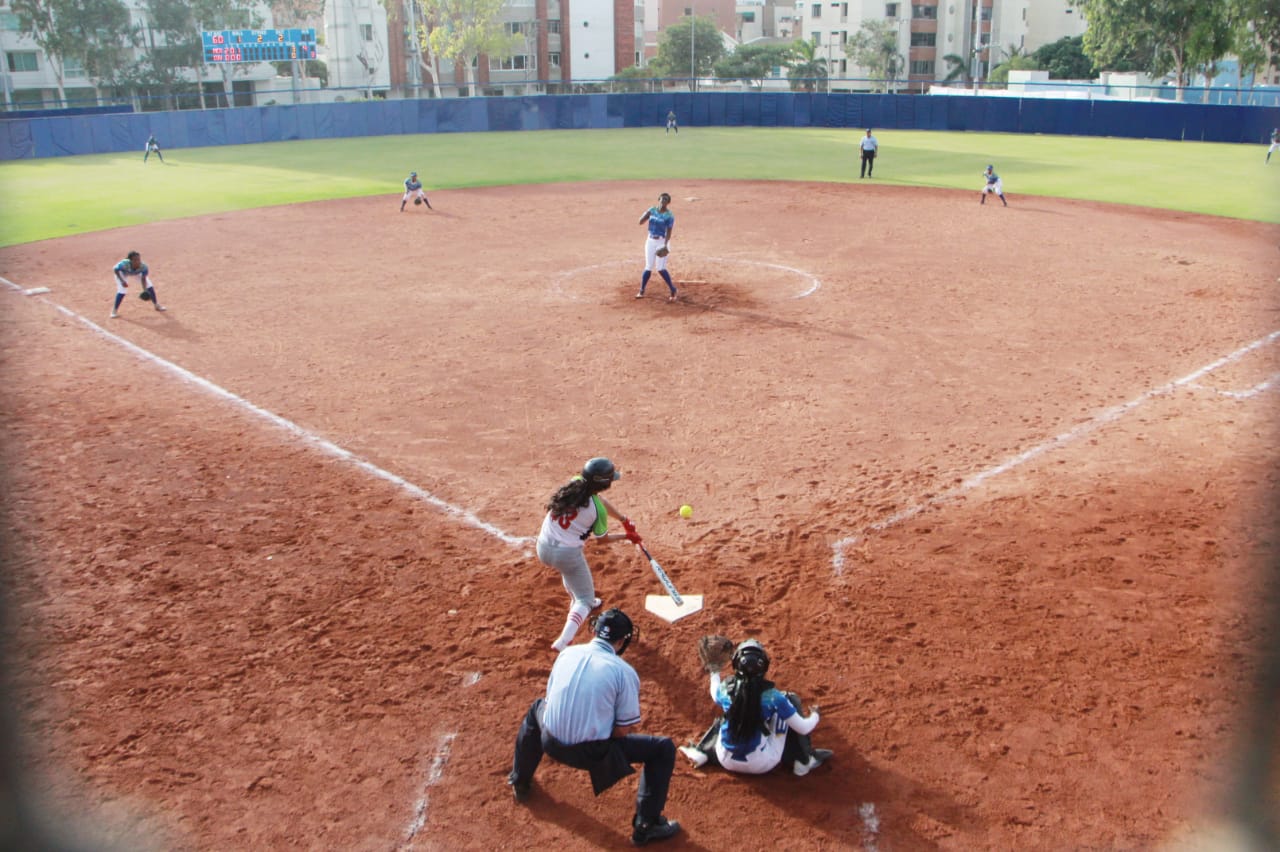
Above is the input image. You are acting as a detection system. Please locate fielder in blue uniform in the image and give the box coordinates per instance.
[400,171,432,211]
[980,164,1008,206]
[637,193,677,302]
[144,134,163,163]
[1267,128,1279,163]
[111,251,165,318]
[666,110,678,134]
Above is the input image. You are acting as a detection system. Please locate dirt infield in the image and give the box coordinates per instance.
[2,180,1277,850]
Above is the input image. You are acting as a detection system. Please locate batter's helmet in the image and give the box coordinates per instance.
[593,608,635,654]
[582,457,620,492]
[732,639,770,678]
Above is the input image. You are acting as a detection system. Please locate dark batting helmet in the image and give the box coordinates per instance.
[582,457,620,492]
[593,608,635,654]
[732,639,770,678]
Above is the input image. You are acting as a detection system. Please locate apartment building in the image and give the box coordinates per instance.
[797,0,1083,92]
[0,0,281,109]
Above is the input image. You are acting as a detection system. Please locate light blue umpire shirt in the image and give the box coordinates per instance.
[541,637,642,745]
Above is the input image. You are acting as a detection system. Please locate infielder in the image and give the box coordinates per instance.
[1267,128,1278,163]
[143,134,164,163]
[980,165,1008,206]
[859,128,878,178]
[637,193,677,302]
[536,458,642,651]
[111,251,165,318]
[400,171,432,211]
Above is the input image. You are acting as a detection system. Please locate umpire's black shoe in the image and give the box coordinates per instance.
[632,815,680,846]
[508,778,531,804]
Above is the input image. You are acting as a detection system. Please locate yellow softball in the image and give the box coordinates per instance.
[679,504,693,519]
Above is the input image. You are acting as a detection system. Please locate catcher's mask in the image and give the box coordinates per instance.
[593,608,635,655]
[732,639,770,678]
[582,457,620,492]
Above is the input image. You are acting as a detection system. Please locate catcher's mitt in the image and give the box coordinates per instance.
[655,246,670,257]
[697,634,735,673]
[414,197,423,206]
[139,288,154,302]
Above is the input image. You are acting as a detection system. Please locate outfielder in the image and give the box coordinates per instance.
[536,458,643,652]
[110,251,165,318]
[980,164,1008,206]
[400,171,432,211]
[666,110,679,134]
[637,193,677,302]
[1267,128,1278,163]
[143,134,163,163]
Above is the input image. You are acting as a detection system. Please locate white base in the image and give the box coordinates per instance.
[645,593,704,623]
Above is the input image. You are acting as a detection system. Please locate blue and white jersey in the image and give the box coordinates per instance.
[646,207,674,239]
[113,258,149,283]
[714,681,797,760]
[405,176,423,191]
[985,169,1000,184]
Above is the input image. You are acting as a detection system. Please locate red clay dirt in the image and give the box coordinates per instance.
[1,180,1277,850]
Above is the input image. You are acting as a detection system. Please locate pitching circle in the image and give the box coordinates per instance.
[550,255,822,303]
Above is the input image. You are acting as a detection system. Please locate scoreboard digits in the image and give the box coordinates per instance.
[201,28,317,63]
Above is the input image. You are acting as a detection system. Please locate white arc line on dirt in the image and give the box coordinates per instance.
[1,276,534,550]
[832,329,1280,574]
[401,733,457,848]
[551,256,821,300]
[858,802,881,852]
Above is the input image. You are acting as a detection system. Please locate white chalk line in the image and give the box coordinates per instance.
[2,276,534,550]
[832,329,1280,575]
[401,732,457,849]
[858,802,881,852]
[1184,372,1279,399]
[550,255,821,301]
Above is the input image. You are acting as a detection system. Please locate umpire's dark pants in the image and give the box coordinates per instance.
[510,698,675,823]
[860,150,875,177]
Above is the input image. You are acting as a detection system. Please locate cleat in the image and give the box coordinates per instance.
[678,745,708,768]
[632,816,680,846]
[793,748,833,777]
[508,778,531,804]
[110,311,119,318]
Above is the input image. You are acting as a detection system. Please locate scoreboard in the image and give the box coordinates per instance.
[202,28,317,63]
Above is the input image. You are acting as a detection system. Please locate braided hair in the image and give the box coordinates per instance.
[724,673,769,743]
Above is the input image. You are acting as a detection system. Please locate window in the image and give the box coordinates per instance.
[548,51,560,67]
[62,56,86,78]
[505,22,527,35]
[811,4,821,17]
[839,30,847,45]
[909,59,933,75]
[811,32,820,45]
[0,11,21,30]
[6,51,37,72]
[980,5,991,20]
[490,54,535,70]
[360,23,373,41]
[912,4,936,19]
[841,3,849,17]
[885,3,898,17]
[909,31,935,47]
[547,20,561,33]
[740,11,755,22]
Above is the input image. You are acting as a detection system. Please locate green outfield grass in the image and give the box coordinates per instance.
[0,126,1276,247]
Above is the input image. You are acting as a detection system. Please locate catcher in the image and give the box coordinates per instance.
[636,192,676,302]
[679,637,832,776]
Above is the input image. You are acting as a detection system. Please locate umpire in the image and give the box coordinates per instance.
[508,608,681,846]
[859,128,878,178]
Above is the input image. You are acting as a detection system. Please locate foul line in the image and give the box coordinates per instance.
[831,329,1280,574]
[401,732,457,849]
[3,277,534,550]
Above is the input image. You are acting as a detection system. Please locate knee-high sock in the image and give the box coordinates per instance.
[552,600,592,650]
[640,270,652,292]
[659,269,674,294]
[113,293,125,310]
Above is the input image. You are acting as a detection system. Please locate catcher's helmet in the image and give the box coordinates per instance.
[593,608,635,654]
[732,639,770,678]
[582,457,620,492]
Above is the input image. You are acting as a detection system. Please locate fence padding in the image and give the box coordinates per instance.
[2,92,1278,159]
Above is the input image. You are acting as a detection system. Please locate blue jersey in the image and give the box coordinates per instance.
[113,258,149,281]
[405,176,422,191]
[714,682,797,760]
[985,170,1000,184]
[646,208,674,239]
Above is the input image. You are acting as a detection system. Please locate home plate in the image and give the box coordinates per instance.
[645,594,704,623]
[23,287,51,296]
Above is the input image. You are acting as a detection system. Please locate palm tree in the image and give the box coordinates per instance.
[787,39,828,92]
[942,52,973,85]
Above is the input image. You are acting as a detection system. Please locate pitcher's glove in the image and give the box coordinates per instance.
[139,288,154,302]
[414,197,423,205]
[655,246,669,257]
[697,634,735,673]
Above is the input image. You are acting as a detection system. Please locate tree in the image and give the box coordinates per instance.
[1032,35,1096,79]
[713,42,794,89]
[786,37,827,92]
[12,0,134,106]
[651,16,725,83]
[1072,0,1232,100]
[941,52,973,85]
[1227,0,1280,87]
[987,54,1041,86]
[845,19,904,93]
[609,64,662,93]
[421,0,522,95]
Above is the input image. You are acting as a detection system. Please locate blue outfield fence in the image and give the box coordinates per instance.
[2,92,1279,159]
